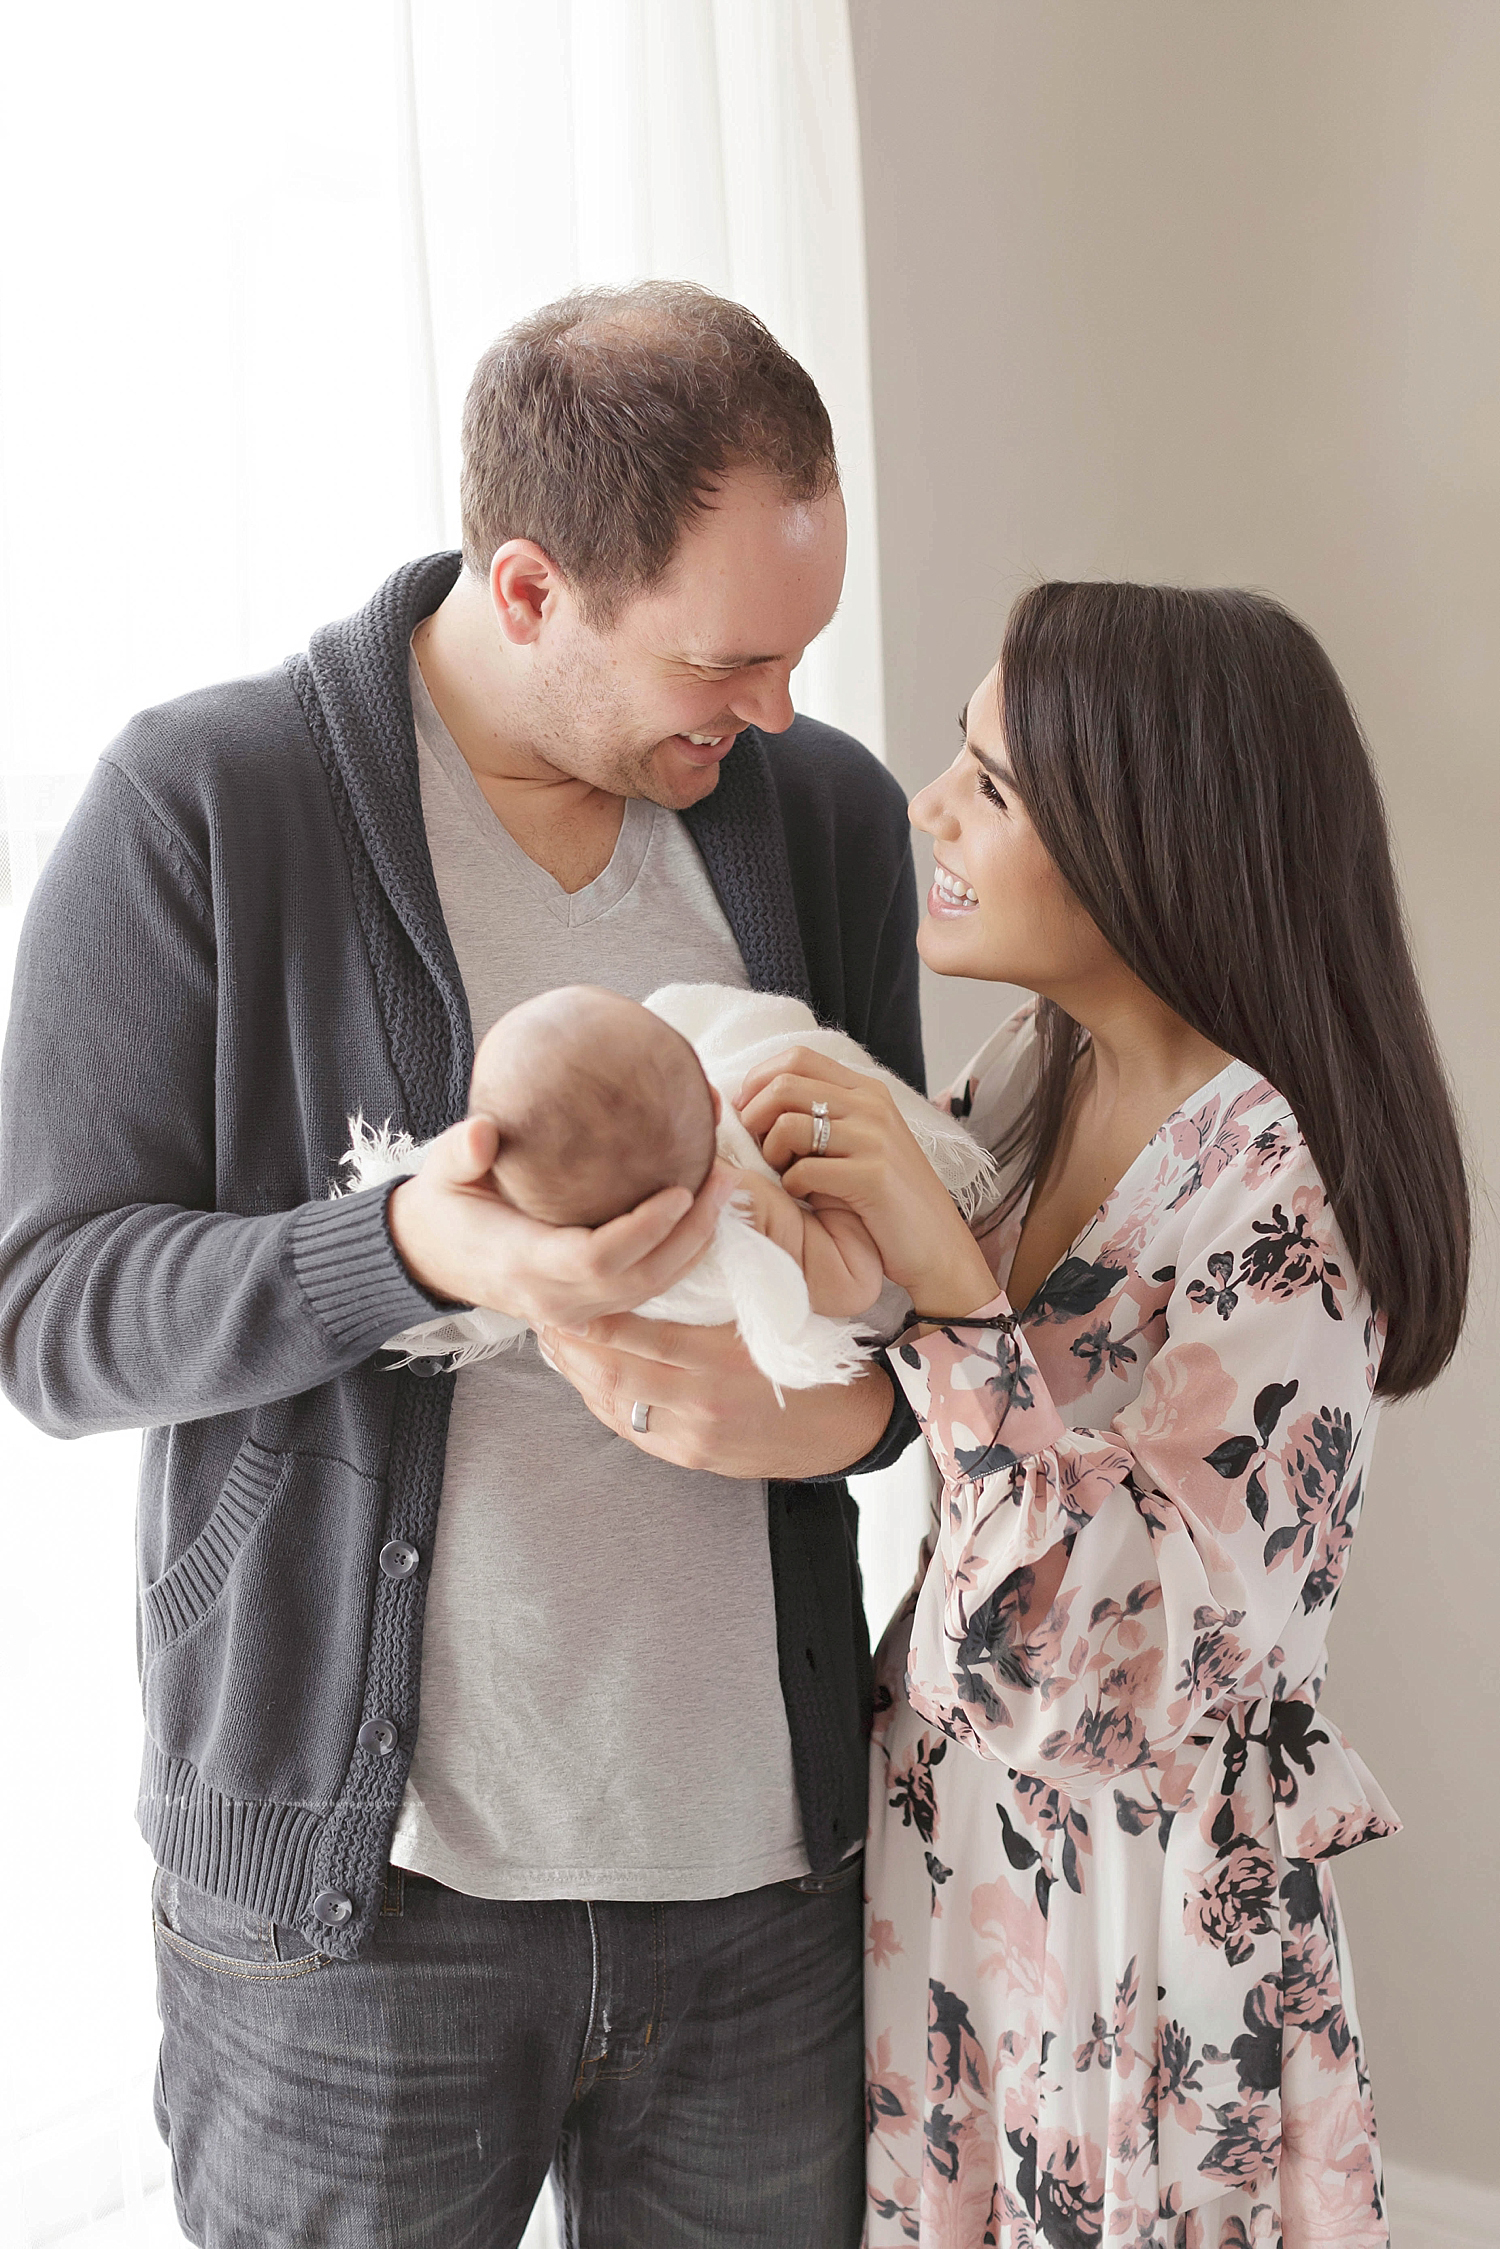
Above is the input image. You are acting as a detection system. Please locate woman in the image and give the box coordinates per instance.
[739,583,1469,2248]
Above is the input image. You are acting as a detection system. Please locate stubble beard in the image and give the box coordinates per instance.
[524,633,726,809]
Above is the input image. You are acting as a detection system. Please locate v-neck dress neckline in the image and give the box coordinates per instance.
[996,1054,1260,1311]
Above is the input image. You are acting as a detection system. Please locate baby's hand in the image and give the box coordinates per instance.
[724,1163,883,1318]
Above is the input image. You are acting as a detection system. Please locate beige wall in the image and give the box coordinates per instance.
[850,0,1499,2189]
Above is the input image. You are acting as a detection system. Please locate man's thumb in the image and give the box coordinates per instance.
[425,1113,500,1186]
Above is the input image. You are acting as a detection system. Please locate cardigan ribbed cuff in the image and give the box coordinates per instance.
[290,1184,449,1355]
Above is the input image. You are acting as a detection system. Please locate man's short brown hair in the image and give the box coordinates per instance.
[459,281,838,620]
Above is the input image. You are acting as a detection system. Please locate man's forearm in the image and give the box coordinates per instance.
[0,1189,438,1438]
[765,1362,897,1481]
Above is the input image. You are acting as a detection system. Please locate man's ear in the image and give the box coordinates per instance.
[489,540,562,646]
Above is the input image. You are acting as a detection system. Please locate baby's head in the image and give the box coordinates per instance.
[470,986,718,1228]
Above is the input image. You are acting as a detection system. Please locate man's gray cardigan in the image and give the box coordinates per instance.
[0,553,922,1958]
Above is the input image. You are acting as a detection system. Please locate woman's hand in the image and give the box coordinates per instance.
[536,1312,897,1479]
[735,1048,1000,1319]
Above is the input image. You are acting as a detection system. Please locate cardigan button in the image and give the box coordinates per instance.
[358,1717,399,1756]
[379,1540,420,1580]
[312,1889,353,1928]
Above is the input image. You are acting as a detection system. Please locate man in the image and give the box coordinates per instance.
[0,283,921,2247]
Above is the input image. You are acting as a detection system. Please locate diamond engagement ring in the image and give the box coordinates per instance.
[630,1399,651,1433]
[810,1100,832,1156]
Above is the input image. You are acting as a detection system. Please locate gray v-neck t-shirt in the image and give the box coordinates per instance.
[389,651,809,1899]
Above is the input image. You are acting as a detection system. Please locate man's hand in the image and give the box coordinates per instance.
[387,1115,732,1329]
[535,1311,896,1480]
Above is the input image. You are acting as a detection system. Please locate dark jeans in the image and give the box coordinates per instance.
[152,1856,865,2249]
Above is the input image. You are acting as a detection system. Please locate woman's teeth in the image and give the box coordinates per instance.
[934,866,979,905]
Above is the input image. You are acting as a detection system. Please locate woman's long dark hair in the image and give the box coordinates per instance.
[993,581,1469,1398]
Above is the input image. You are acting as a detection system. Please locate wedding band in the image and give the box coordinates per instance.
[630,1399,651,1433]
[811,1100,831,1156]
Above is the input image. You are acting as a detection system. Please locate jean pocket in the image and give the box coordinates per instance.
[792,1849,866,1898]
[152,1867,327,1983]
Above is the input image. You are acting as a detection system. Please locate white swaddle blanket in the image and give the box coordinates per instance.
[340,983,997,1395]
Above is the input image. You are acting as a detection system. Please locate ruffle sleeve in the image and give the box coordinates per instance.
[890,1133,1384,1793]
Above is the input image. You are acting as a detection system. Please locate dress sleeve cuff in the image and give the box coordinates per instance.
[887,1294,1067,1484]
[289,1184,456,1357]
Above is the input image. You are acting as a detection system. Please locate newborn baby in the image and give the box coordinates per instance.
[464,984,883,1317]
[342,982,997,1391]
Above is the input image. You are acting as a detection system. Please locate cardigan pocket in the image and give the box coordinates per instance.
[142,1438,386,1809]
[142,1439,289,1651]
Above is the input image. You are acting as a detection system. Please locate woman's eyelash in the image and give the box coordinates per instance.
[976,769,1007,809]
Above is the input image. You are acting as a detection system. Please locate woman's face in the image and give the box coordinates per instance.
[909,663,1115,998]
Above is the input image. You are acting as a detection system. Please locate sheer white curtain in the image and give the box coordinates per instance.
[0,6,918,2242]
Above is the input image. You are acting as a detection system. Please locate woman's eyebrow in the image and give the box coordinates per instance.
[957,708,1017,787]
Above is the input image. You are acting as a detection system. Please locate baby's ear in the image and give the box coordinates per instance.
[709,1085,723,1124]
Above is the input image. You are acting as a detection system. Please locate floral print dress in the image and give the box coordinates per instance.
[865,1008,1397,2249]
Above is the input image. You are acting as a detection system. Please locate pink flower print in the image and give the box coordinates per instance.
[1002,2070,1042,2146]
[886,1731,948,1847]
[1156,2018,1205,2137]
[1199,2092,1281,2190]
[1280,2086,1386,2241]
[1129,1342,1244,1523]
[1039,1700,1152,1781]
[866,2029,919,2142]
[918,2143,1003,2249]
[1008,1774,1094,1894]
[971,1876,1066,2015]
[1074,1957,1141,2079]
[927,1979,993,2105]
[867,1916,903,1969]
[868,2166,922,2243]
[1166,1082,1274,1209]
[1214,2213,1282,2249]
[1168,1095,1225,1168]
[1244,1118,1296,1189]
[1282,1924,1351,2062]
[1298,1468,1362,1615]
[1099,1644,1165,1716]
[1105,2084,1149,2169]
[1239,1192,1345,1317]
[1035,2132,1107,2249]
[1267,1407,1356,1573]
[1294,1794,1398,1860]
[1170,1604,1251,1715]
[1185,1838,1278,1965]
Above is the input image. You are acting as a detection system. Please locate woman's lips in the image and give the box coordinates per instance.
[928,865,980,917]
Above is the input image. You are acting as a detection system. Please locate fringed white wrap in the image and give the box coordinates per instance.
[339,984,997,1395]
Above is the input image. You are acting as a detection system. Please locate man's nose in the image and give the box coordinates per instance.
[729,667,796,735]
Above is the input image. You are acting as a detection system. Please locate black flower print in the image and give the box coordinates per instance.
[1023,1256,1128,1326]
[1199,2093,1281,2189]
[888,1733,948,1845]
[1267,1406,1355,1572]
[1187,1250,1240,1321]
[1237,1201,1343,1319]
[1200,1380,1300,1526]
[1036,2137,1106,2249]
[1186,1838,1278,1966]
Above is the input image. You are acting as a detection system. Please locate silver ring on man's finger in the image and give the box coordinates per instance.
[630,1399,651,1433]
[810,1100,831,1157]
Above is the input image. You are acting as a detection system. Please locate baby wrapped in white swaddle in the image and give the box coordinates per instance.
[342,982,995,1394]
